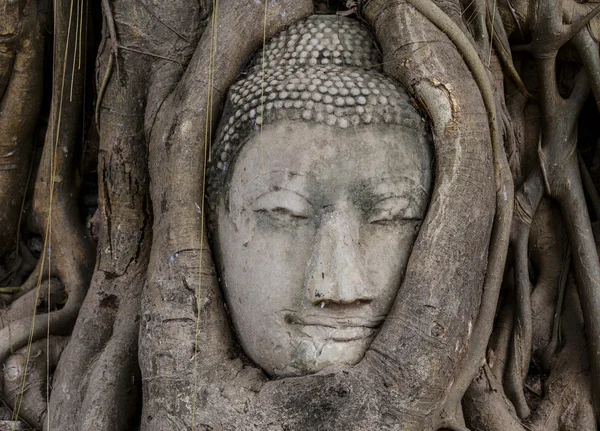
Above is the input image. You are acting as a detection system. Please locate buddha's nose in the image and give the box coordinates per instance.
[305,209,372,306]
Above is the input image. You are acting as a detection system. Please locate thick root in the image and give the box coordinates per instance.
[0,278,65,330]
[0,0,45,258]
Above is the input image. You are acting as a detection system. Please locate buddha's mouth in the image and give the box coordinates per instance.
[284,314,384,342]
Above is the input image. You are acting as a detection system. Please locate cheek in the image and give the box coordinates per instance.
[361,224,417,303]
[218,207,316,312]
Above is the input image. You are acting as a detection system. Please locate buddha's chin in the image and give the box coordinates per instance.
[268,336,375,377]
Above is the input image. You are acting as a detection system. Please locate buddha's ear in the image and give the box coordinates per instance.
[361,0,510,428]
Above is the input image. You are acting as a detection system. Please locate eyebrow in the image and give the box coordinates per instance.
[244,170,316,203]
[252,187,313,205]
[243,171,430,204]
[370,175,430,196]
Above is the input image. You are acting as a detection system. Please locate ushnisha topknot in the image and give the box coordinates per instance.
[207,15,428,209]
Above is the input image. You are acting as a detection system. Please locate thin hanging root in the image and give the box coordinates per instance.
[505,219,534,419]
[492,37,531,99]
[95,52,113,130]
[503,0,524,39]
[137,0,192,43]
[542,247,570,372]
[564,4,600,45]
[578,152,600,219]
[101,0,119,62]
[95,0,119,130]
[572,29,600,109]
[487,5,531,99]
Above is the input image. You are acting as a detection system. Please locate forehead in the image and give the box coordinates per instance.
[229,122,432,189]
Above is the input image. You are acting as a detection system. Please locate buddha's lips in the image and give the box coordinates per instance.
[285,314,384,341]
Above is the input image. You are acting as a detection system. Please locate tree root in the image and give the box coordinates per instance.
[504,170,545,419]
[0,0,594,429]
[47,28,151,427]
[541,246,570,372]
[0,0,45,258]
[526,280,595,431]
[0,278,65,331]
[488,286,514,382]
[389,0,513,424]
[464,277,596,431]
[485,0,531,99]
[0,47,15,104]
[517,0,600,418]
[463,364,529,431]
[24,0,95,348]
[573,27,600,109]
[0,281,87,396]
[505,220,533,419]
[95,0,119,130]
[579,152,600,219]
[4,336,69,428]
[0,0,94,415]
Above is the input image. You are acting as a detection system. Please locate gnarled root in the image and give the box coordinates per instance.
[46,3,151,427]
[0,0,94,419]
[4,336,69,428]
[0,278,65,330]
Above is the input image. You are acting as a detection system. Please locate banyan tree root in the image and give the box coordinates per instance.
[0,0,45,259]
[3,337,69,428]
[462,0,600,426]
[0,0,94,420]
[521,1,600,418]
[0,278,66,331]
[0,0,597,429]
[464,276,595,431]
[46,18,151,427]
[47,0,210,429]
[138,0,499,429]
[504,168,545,419]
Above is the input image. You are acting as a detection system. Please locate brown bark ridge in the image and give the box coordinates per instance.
[0,0,45,257]
[0,0,94,415]
[47,0,209,429]
[362,0,498,427]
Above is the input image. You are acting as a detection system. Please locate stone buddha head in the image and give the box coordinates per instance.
[207,15,432,377]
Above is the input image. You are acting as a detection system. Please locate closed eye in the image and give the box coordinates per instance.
[368,196,424,225]
[252,189,313,222]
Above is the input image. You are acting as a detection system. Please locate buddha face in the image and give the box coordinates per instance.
[213,121,432,376]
